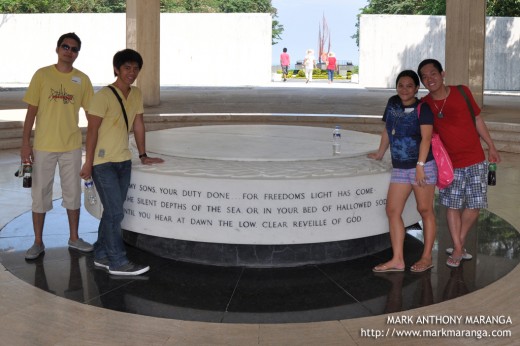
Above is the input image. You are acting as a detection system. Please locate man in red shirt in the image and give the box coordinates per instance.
[280,48,290,82]
[418,59,501,268]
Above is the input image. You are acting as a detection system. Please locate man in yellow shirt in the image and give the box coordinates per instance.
[21,32,94,260]
[80,49,163,276]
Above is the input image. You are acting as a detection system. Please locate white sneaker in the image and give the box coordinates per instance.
[94,258,110,270]
[108,262,150,276]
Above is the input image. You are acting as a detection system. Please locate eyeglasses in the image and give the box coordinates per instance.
[60,44,80,53]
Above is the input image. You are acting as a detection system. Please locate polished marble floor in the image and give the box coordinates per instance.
[1,199,518,324]
[1,84,520,344]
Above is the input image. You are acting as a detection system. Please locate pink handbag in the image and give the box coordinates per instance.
[431,132,454,189]
[418,103,454,189]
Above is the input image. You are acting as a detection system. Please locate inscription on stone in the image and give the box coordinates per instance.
[124,183,382,232]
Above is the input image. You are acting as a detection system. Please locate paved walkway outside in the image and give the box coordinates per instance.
[1,80,519,124]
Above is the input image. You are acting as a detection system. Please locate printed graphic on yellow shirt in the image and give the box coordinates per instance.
[48,85,75,105]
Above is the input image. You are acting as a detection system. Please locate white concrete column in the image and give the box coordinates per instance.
[445,0,486,106]
[126,0,160,106]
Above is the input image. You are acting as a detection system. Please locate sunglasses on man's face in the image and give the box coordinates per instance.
[60,44,80,53]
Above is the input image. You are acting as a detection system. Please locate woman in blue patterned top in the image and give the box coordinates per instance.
[368,70,437,273]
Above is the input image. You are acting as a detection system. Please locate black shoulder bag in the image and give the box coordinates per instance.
[107,85,129,132]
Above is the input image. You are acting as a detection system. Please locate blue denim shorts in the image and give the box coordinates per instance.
[439,161,488,209]
[390,160,438,185]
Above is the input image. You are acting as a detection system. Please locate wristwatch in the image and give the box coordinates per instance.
[417,161,425,166]
[139,153,148,159]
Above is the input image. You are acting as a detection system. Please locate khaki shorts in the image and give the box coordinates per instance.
[32,149,82,213]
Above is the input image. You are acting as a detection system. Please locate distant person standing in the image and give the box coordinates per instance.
[303,49,316,84]
[320,52,328,66]
[326,52,337,84]
[280,47,290,82]
[21,32,94,260]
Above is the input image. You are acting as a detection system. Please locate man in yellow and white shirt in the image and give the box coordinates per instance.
[21,32,94,260]
[80,49,163,276]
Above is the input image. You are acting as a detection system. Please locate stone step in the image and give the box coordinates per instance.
[493,140,520,154]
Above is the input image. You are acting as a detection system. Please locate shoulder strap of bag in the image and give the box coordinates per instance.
[107,85,129,132]
[456,85,476,127]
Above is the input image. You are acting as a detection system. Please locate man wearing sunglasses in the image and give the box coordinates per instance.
[21,32,94,260]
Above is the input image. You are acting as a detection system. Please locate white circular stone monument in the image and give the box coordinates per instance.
[86,125,421,267]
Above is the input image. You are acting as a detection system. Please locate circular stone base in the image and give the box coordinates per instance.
[122,230,392,267]
[86,125,421,267]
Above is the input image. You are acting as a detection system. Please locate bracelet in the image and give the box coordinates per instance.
[416,161,425,166]
[139,153,148,159]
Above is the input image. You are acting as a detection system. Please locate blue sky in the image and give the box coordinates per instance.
[271,0,368,67]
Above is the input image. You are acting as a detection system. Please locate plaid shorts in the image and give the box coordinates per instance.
[439,161,488,209]
[390,160,438,185]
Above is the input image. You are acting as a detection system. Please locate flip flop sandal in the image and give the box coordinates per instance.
[446,248,472,260]
[372,264,405,273]
[411,263,434,273]
[446,255,462,268]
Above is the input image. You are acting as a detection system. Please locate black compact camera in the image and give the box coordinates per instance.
[15,163,32,188]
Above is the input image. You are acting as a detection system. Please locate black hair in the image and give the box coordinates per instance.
[417,59,444,81]
[283,47,287,53]
[112,49,144,76]
[396,70,420,88]
[57,32,81,51]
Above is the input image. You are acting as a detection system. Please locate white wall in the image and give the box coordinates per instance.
[359,15,445,88]
[359,14,520,91]
[0,13,272,86]
[161,13,272,86]
[486,16,520,90]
